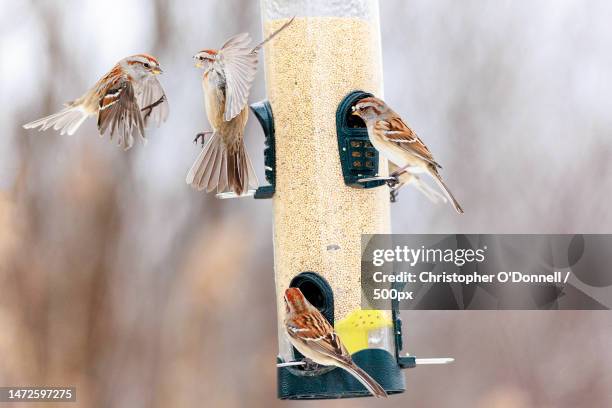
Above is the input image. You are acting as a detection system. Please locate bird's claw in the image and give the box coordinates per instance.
[193,131,212,146]
[390,188,399,203]
[386,175,400,189]
[384,174,400,202]
[141,94,166,120]
[301,358,319,371]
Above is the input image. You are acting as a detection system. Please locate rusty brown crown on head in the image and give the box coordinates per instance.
[284,287,309,313]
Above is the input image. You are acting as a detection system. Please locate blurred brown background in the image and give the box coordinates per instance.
[1,0,611,407]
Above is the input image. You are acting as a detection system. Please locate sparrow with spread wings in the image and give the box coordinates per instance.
[23,54,168,150]
[186,18,294,196]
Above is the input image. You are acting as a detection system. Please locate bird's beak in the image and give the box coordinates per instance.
[193,56,202,68]
[351,106,359,116]
[152,67,163,75]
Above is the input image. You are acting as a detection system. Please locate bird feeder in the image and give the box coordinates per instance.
[250,0,421,399]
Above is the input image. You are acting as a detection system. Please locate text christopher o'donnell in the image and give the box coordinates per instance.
[370,245,569,285]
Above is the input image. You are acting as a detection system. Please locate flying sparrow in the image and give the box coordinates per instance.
[23,54,169,150]
[186,17,294,196]
[283,288,388,398]
[388,162,448,204]
[352,97,464,213]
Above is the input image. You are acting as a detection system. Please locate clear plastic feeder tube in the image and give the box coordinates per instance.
[260,0,392,362]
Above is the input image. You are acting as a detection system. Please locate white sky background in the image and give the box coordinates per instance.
[382,0,612,233]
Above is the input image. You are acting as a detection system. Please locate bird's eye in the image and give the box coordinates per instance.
[143,63,150,68]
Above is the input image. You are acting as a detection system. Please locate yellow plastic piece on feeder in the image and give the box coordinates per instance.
[335,309,393,354]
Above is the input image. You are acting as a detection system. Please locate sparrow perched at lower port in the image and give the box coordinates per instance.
[186,17,294,196]
[352,97,464,213]
[23,54,168,150]
[388,163,447,204]
[283,288,388,398]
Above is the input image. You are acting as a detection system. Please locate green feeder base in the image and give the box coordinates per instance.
[277,348,406,399]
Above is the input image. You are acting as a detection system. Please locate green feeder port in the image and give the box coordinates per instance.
[336,90,387,189]
[250,100,276,199]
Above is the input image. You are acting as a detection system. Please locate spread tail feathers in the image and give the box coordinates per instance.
[340,362,388,398]
[23,106,89,136]
[186,132,258,195]
[429,170,464,214]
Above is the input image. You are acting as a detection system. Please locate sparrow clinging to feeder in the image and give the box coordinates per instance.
[352,97,464,213]
[23,54,168,150]
[283,288,388,398]
[186,17,295,196]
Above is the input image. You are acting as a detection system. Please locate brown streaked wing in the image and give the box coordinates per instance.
[97,77,145,150]
[219,33,258,122]
[287,313,352,364]
[376,117,440,168]
[250,16,295,54]
[219,18,294,122]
